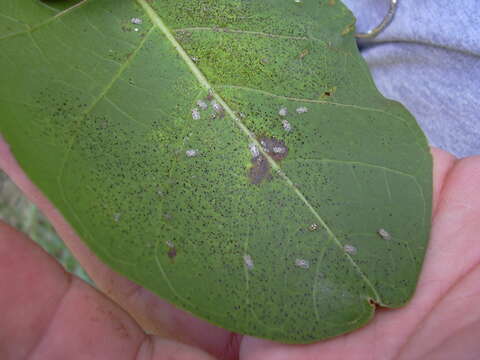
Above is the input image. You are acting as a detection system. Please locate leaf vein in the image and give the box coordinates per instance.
[138,0,381,303]
[283,158,416,179]
[173,26,323,43]
[0,0,89,42]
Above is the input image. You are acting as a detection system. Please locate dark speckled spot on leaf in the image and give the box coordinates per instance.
[258,136,289,161]
[249,136,289,184]
[249,154,270,185]
[168,247,177,260]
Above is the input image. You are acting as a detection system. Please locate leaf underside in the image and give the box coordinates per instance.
[0,0,432,343]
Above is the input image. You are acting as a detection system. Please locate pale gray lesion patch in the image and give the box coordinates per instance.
[282,119,292,132]
[196,99,208,110]
[296,106,308,114]
[377,228,392,240]
[209,99,225,118]
[113,213,121,222]
[131,17,142,24]
[294,258,310,269]
[272,146,287,155]
[191,107,201,120]
[249,143,260,157]
[344,244,357,255]
[211,100,223,112]
[278,107,288,116]
[186,149,199,157]
[243,254,254,270]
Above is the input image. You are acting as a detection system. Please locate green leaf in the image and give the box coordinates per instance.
[0,0,432,343]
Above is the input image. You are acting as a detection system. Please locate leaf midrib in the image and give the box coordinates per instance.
[137,0,381,302]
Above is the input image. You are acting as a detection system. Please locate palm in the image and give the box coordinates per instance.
[1,139,479,359]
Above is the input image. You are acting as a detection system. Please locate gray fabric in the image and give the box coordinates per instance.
[342,0,480,158]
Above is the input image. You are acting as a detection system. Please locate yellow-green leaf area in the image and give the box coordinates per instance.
[0,0,432,343]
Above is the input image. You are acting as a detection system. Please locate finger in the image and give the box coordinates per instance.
[0,221,215,360]
[394,154,480,359]
[430,147,456,216]
[0,136,238,359]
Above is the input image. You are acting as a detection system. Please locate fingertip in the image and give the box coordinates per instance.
[430,147,457,215]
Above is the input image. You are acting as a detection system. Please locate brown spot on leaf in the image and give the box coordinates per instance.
[258,136,289,161]
[168,247,177,260]
[299,49,309,59]
[368,298,380,308]
[249,136,289,184]
[249,154,271,185]
[341,23,355,36]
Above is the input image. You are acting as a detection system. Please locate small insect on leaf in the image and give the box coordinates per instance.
[308,223,319,231]
[299,49,309,59]
[191,108,201,120]
[278,107,288,117]
[282,119,293,132]
[294,258,310,269]
[186,149,199,157]
[197,100,208,110]
[344,244,357,255]
[243,254,254,270]
[377,228,392,240]
[296,106,309,114]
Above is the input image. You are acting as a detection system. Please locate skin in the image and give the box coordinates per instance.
[1,137,479,360]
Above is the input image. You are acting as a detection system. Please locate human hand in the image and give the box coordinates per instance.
[1,137,479,360]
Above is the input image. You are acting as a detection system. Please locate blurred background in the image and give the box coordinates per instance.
[0,169,92,285]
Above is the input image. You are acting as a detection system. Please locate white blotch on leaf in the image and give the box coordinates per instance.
[308,223,319,231]
[296,106,308,114]
[344,244,357,254]
[249,143,260,157]
[191,108,201,120]
[282,120,292,132]
[186,149,199,157]
[166,240,175,248]
[134,27,139,32]
[211,101,224,113]
[378,228,392,240]
[278,107,288,117]
[131,17,142,25]
[243,254,254,270]
[295,258,310,269]
[197,100,208,110]
[272,146,286,154]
